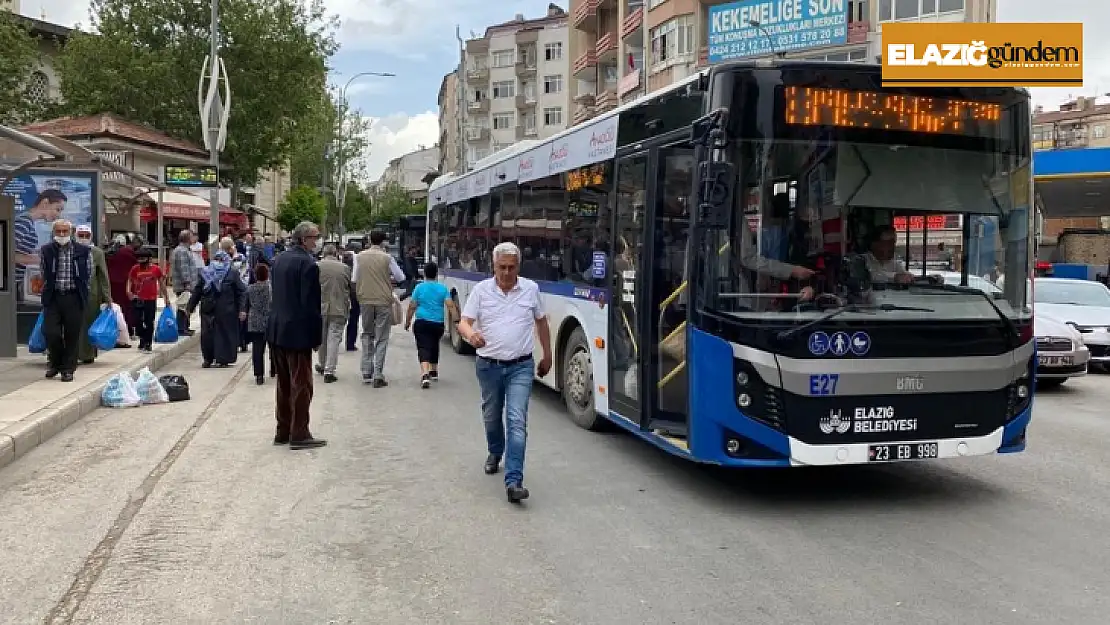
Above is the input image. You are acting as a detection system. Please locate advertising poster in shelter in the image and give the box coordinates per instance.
[1,170,98,307]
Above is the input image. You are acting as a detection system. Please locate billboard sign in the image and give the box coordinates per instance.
[1,170,98,307]
[708,0,849,63]
[164,164,219,188]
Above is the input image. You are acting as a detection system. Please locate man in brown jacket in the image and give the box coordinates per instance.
[352,230,405,387]
[316,243,351,383]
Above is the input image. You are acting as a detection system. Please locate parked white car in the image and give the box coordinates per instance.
[934,272,1090,386]
[1032,278,1110,369]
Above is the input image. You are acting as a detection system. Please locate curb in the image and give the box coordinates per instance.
[0,332,201,471]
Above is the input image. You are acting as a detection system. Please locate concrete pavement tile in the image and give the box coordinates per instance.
[0,434,13,469]
[3,417,41,457]
[39,399,81,440]
[0,400,50,425]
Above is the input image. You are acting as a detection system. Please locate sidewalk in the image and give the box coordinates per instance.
[0,305,200,470]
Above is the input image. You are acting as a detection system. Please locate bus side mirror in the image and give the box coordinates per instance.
[696,160,734,229]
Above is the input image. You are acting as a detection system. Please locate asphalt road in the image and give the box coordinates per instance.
[0,334,1107,624]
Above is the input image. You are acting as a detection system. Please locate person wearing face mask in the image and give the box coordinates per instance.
[39,220,93,382]
[187,250,247,368]
[75,225,112,364]
[126,248,169,353]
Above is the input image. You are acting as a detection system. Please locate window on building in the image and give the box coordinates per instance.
[24,71,49,105]
[473,89,486,102]
[492,112,514,130]
[492,80,515,98]
[543,75,563,94]
[492,50,514,67]
[879,0,892,20]
[650,15,695,66]
[938,0,963,11]
[808,49,868,62]
[544,42,563,61]
[1095,125,1106,139]
[544,107,563,126]
[522,81,536,100]
[882,0,963,21]
[493,142,513,152]
[649,0,667,8]
[519,46,536,66]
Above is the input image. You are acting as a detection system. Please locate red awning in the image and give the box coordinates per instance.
[141,203,246,226]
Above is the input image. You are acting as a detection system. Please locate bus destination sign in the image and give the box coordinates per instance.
[164,165,218,188]
[783,86,1002,137]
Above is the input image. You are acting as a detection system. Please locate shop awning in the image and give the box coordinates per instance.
[136,187,247,227]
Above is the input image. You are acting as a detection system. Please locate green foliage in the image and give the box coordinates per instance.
[0,13,46,125]
[337,182,373,233]
[370,181,419,223]
[52,0,337,186]
[287,92,371,191]
[276,185,327,232]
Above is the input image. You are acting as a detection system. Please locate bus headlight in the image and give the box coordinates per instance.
[738,393,752,407]
[736,371,750,386]
[733,360,785,431]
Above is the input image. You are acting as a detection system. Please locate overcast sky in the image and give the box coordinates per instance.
[20,0,1107,181]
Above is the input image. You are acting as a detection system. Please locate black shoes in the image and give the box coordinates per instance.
[428,370,438,382]
[273,436,288,445]
[315,364,324,375]
[484,454,501,475]
[256,376,264,385]
[506,484,529,503]
[60,372,74,383]
[290,437,327,450]
[372,378,388,388]
[45,368,59,379]
[421,374,430,389]
[324,374,337,383]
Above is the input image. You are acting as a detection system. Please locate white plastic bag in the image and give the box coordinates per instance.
[134,366,170,405]
[111,303,129,340]
[101,372,142,408]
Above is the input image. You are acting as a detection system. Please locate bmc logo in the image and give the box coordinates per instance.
[895,376,924,391]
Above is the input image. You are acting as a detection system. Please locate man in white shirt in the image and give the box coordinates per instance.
[458,241,553,504]
[864,225,914,284]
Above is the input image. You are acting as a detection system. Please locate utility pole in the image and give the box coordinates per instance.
[335,72,394,239]
[457,26,467,173]
[200,0,230,249]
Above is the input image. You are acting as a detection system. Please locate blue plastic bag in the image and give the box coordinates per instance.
[28,311,47,354]
[88,308,119,351]
[154,305,178,344]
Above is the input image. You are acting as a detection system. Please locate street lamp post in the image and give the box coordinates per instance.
[199,0,230,250]
[335,71,394,239]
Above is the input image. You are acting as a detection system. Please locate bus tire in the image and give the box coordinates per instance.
[562,328,602,430]
[448,302,474,355]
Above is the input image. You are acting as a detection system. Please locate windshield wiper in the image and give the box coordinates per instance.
[776,303,934,342]
[910,283,1020,345]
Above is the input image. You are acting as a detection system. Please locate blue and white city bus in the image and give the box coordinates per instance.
[426,60,1035,467]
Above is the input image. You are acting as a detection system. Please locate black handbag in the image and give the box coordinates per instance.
[158,374,190,402]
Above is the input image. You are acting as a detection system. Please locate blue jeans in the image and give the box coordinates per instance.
[476,357,534,486]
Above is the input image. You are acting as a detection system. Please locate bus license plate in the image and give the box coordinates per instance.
[1038,355,1073,367]
[868,442,939,462]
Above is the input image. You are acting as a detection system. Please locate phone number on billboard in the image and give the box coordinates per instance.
[709,26,846,59]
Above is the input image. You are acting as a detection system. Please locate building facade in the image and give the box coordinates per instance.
[457,5,572,168]
[373,145,440,204]
[438,70,463,176]
[568,0,996,125]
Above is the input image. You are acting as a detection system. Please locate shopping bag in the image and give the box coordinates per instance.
[112,303,129,340]
[175,291,191,308]
[28,311,47,354]
[101,372,142,408]
[154,305,179,343]
[391,295,403,326]
[134,367,170,404]
[88,308,119,352]
[158,374,190,402]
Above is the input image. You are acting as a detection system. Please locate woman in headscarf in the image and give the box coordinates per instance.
[75,225,112,364]
[186,250,246,368]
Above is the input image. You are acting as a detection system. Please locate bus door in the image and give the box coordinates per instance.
[608,145,693,437]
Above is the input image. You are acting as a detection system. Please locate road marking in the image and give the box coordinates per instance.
[43,359,251,625]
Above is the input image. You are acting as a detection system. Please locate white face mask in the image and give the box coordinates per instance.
[77,237,92,246]
[54,235,71,246]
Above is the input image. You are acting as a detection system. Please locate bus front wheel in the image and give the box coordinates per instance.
[447,302,474,355]
[562,328,602,430]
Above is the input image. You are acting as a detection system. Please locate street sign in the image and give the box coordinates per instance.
[164,165,218,188]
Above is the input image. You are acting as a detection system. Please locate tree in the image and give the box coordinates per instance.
[338,182,374,233]
[287,91,370,191]
[0,13,46,125]
[370,181,418,223]
[52,0,337,186]
[276,185,327,233]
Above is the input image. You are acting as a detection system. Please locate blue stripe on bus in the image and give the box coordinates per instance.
[442,268,609,302]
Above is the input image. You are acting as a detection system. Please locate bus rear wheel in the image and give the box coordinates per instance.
[563,328,602,430]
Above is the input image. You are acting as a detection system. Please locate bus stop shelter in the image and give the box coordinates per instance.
[0,124,166,354]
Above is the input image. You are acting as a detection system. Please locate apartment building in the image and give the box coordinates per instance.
[1033,97,1110,152]
[458,4,572,168]
[437,70,463,175]
[568,0,996,125]
[372,145,440,204]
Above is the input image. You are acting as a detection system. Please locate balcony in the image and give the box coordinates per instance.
[848,20,869,44]
[573,87,596,105]
[573,104,595,125]
[465,38,490,53]
[515,93,537,109]
[465,126,490,142]
[515,125,539,140]
[595,88,618,112]
[595,31,617,63]
[572,0,599,31]
[466,66,488,82]
[516,29,539,44]
[573,50,597,78]
[620,6,643,42]
[515,60,537,77]
[467,99,489,113]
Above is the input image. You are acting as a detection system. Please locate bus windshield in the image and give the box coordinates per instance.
[700,72,1033,325]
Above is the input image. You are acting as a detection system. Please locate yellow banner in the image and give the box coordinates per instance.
[881,22,1083,87]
